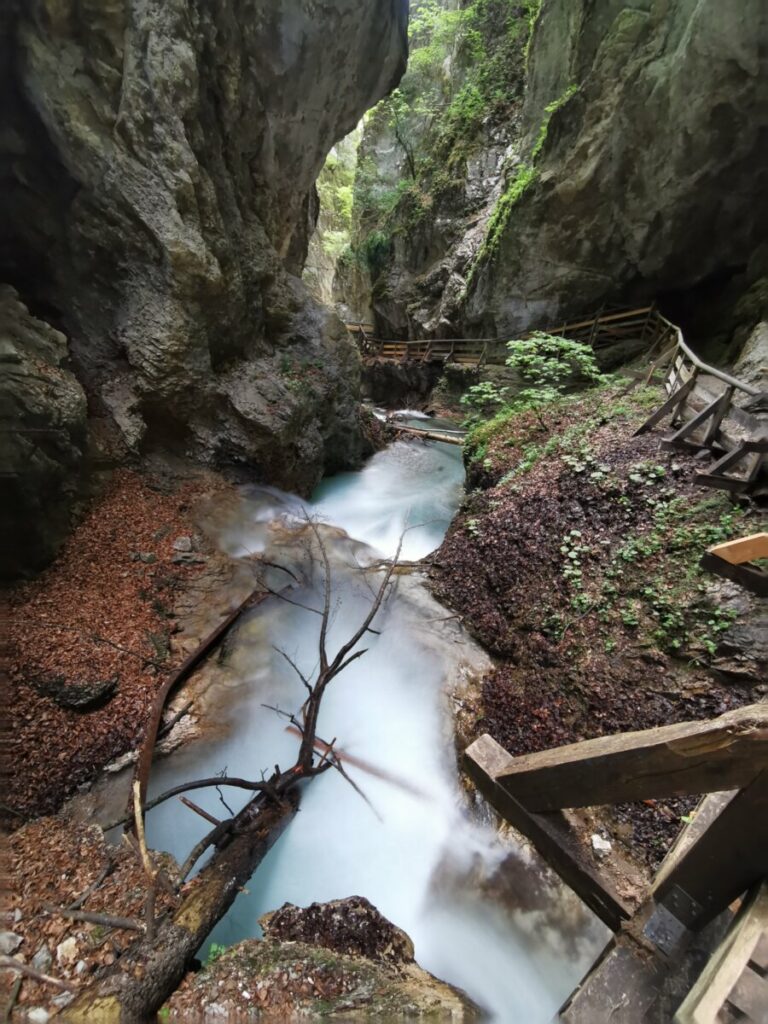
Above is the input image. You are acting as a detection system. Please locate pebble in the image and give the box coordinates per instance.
[172,535,193,552]
[32,945,52,972]
[27,1010,50,1024]
[591,833,612,857]
[52,991,75,1008]
[138,551,157,563]
[56,936,79,965]
[0,931,22,954]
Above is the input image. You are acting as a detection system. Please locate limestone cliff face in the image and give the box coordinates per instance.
[2,1,407,497]
[347,0,767,354]
[466,0,768,338]
[0,287,87,579]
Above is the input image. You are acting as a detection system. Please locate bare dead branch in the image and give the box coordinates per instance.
[102,776,271,832]
[40,904,143,933]
[0,955,77,992]
[67,858,114,911]
[130,585,275,818]
[274,646,311,692]
[180,796,222,827]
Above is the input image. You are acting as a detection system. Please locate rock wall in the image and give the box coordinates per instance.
[0,286,87,579]
[1,1,407,508]
[345,0,767,356]
[466,0,768,338]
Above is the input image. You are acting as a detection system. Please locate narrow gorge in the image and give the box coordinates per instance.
[3,2,767,1022]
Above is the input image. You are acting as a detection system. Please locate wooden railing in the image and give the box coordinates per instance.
[349,304,664,367]
[636,314,766,495]
[466,704,768,934]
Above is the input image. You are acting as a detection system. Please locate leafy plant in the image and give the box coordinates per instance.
[505,332,605,428]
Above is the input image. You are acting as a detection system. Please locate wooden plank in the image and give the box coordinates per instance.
[464,734,631,931]
[727,964,768,1019]
[708,533,768,566]
[674,880,768,1022]
[634,375,696,435]
[478,704,768,812]
[663,391,734,450]
[656,773,768,931]
[700,552,768,598]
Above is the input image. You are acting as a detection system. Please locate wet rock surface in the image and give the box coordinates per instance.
[0,286,87,579]
[167,899,480,1021]
[466,0,768,336]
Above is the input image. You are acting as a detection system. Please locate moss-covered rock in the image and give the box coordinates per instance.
[166,898,480,1020]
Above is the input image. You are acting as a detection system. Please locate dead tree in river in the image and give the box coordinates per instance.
[61,520,403,1023]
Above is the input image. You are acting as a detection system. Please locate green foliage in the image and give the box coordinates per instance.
[350,0,538,279]
[206,943,227,965]
[460,380,510,420]
[467,163,536,283]
[504,332,605,428]
[531,84,579,160]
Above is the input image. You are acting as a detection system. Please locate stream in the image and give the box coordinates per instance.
[144,424,609,1021]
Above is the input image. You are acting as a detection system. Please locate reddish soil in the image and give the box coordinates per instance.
[6,467,225,822]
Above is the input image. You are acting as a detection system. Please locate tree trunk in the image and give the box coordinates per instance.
[62,792,298,1023]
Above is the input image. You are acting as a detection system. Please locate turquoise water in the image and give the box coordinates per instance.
[144,434,608,1020]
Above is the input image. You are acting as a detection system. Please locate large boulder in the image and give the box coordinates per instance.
[0,286,87,579]
[1,0,407,488]
[166,897,480,1020]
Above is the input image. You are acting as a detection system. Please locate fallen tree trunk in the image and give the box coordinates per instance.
[63,789,298,1023]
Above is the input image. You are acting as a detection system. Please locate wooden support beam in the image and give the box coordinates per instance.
[470,705,768,813]
[464,734,632,931]
[708,533,768,565]
[654,773,768,931]
[634,375,696,435]
[661,390,734,452]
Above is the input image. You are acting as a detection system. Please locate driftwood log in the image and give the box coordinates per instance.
[62,524,401,1022]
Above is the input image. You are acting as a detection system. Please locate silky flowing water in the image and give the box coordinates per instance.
[145,432,609,1020]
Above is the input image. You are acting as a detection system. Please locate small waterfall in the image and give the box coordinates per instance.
[144,437,609,1020]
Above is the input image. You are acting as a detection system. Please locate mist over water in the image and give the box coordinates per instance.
[145,438,608,1020]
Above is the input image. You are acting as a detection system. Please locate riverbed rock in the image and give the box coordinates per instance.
[166,899,480,1020]
[260,896,415,965]
[0,931,22,955]
[2,1,407,514]
[0,286,87,580]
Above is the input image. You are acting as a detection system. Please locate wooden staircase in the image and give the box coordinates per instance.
[635,314,766,498]
[465,706,768,1021]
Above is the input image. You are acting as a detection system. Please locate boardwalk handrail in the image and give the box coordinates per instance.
[656,313,760,397]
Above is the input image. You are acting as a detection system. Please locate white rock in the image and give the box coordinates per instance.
[0,931,21,954]
[172,535,193,552]
[75,959,88,975]
[27,1009,50,1024]
[56,936,78,965]
[591,833,612,857]
[52,991,75,1008]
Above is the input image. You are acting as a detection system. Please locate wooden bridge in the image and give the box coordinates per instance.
[346,305,663,367]
[635,313,766,497]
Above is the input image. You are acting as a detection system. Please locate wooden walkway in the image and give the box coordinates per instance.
[346,304,661,368]
[350,304,767,496]
[635,314,766,497]
[467,706,768,1021]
